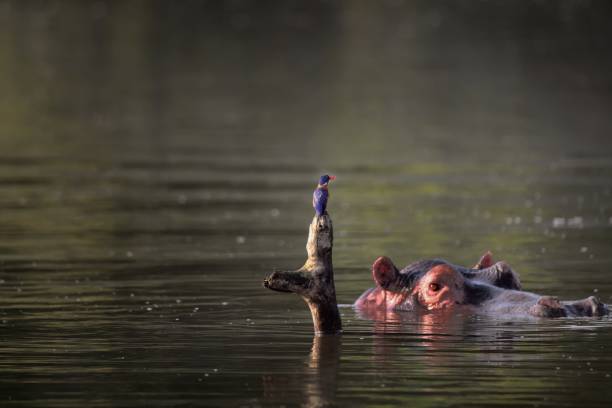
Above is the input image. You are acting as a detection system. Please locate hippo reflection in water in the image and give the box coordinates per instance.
[354,252,609,318]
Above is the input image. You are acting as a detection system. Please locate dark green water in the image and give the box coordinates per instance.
[1,1,612,406]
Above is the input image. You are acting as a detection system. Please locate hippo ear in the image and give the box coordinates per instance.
[372,256,399,289]
[473,251,494,270]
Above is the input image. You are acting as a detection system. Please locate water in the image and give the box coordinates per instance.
[1,1,612,406]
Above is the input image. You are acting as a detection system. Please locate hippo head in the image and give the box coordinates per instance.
[356,256,469,311]
[356,255,608,318]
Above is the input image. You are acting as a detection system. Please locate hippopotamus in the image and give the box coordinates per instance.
[354,252,609,318]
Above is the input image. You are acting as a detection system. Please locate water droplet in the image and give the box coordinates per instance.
[146,307,152,311]
[580,247,588,253]
[126,251,133,258]
[236,236,246,244]
[552,218,565,228]
[270,208,280,217]
[567,216,583,228]
[221,302,228,306]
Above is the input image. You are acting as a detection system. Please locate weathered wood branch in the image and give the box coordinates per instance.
[263,213,342,335]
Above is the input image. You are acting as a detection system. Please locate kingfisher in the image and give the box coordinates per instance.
[313,174,336,216]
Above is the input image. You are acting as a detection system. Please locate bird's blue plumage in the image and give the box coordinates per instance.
[313,188,328,216]
[319,175,331,185]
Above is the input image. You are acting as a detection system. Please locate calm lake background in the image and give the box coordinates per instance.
[1,1,612,406]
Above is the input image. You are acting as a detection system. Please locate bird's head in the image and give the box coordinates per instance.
[318,174,336,188]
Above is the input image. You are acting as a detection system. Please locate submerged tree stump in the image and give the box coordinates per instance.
[263,213,342,335]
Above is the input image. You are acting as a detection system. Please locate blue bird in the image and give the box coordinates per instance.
[313,174,336,216]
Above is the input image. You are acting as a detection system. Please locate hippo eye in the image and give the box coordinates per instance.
[429,282,441,292]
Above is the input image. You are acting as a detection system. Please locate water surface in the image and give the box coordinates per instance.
[1,1,612,407]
